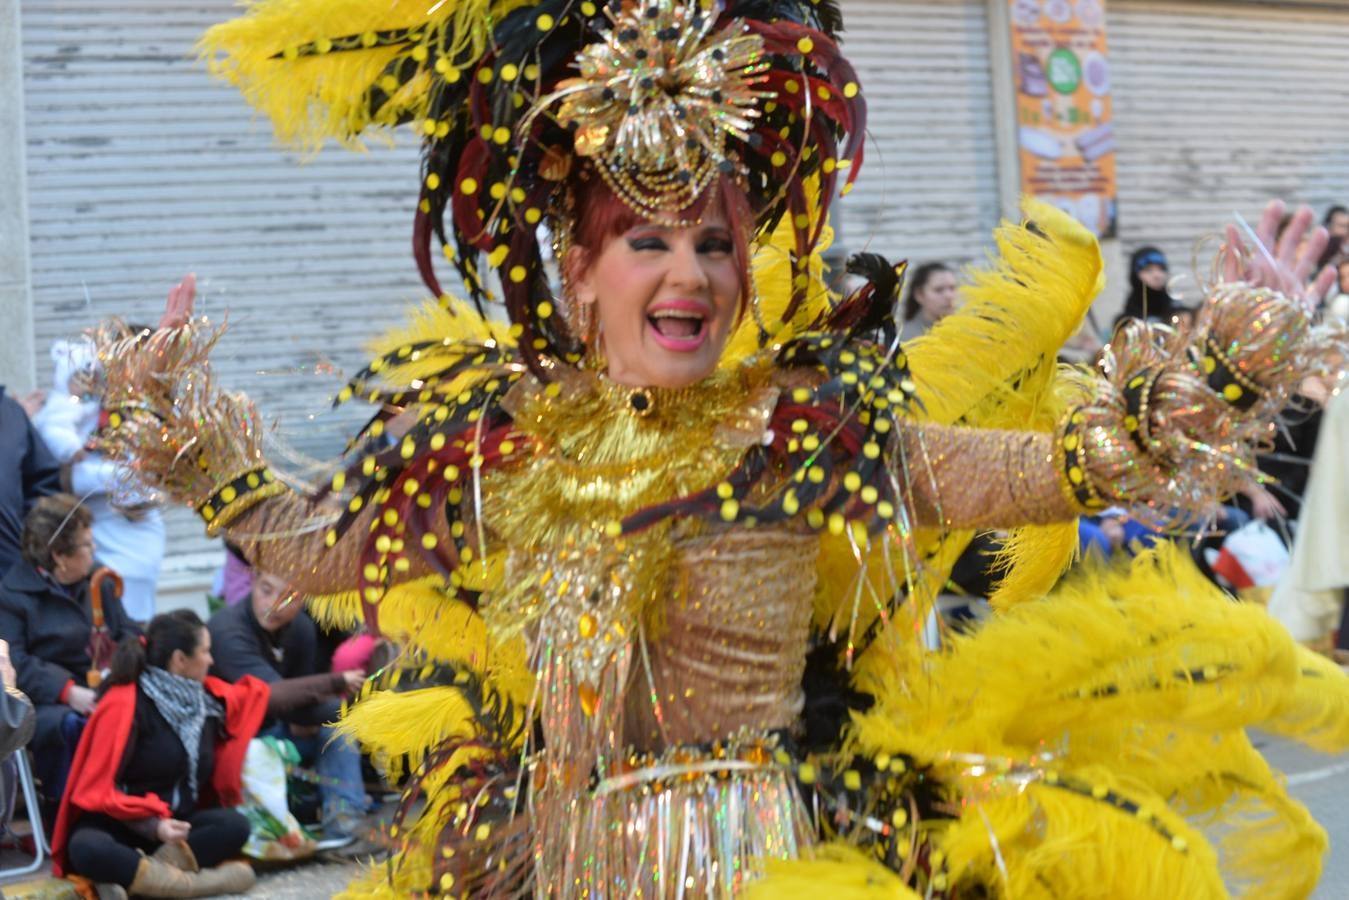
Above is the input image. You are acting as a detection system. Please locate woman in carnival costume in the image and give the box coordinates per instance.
[90,0,1349,896]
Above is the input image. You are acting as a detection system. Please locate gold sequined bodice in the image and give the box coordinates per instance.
[623,527,819,751]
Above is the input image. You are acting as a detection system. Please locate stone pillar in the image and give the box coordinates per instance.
[0,1,35,392]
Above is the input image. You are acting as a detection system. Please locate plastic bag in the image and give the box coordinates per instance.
[238,736,317,861]
[1212,520,1290,589]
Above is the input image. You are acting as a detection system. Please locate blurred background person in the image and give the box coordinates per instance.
[1115,245,1179,329]
[207,571,367,843]
[0,385,61,578]
[0,494,140,817]
[32,338,166,623]
[895,262,959,343]
[1323,204,1349,244]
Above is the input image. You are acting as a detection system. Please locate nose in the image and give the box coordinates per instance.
[667,237,710,292]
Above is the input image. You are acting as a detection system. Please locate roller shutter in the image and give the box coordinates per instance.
[1110,0,1349,281]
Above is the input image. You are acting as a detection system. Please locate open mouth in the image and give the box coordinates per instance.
[647,308,709,350]
[648,310,705,339]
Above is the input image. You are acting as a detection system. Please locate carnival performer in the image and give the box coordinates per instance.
[87,0,1349,897]
[50,610,264,898]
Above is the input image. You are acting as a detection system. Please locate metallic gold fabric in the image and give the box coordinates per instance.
[624,528,819,752]
[900,424,1078,529]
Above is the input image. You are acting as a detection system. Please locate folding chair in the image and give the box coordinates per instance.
[0,750,51,878]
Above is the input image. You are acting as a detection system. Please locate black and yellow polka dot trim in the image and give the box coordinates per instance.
[197,467,284,537]
[1201,336,1260,411]
[1058,410,1106,512]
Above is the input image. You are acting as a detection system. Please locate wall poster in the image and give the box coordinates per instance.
[1009,0,1117,237]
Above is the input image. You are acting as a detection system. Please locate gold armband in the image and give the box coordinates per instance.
[197,467,285,536]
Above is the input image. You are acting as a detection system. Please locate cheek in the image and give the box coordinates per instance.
[707,260,743,317]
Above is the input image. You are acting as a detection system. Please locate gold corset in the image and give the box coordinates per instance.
[624,527,819,752]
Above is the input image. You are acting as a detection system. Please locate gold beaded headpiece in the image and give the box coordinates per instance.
[201,0,865,376]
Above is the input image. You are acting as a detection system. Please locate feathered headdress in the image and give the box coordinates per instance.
[201,0,866,376]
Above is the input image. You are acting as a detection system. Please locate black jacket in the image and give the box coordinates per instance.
[0,561,140,706]
[0,388,62,577]
[208,598,343,728]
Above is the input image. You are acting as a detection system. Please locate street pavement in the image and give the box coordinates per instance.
[1257,731,1349,899]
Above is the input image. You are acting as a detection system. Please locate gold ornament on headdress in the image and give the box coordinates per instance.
[526,0,771,222]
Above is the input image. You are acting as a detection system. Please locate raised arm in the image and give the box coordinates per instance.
[91,282,453,599]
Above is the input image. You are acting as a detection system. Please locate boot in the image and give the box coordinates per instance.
[126,857,196,898]
[151,840,200,873]
[185,861,256,896]
[128,855,257,898]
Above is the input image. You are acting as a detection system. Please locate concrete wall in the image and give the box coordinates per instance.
[0,1,35,393]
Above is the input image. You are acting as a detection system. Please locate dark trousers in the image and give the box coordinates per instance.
[32,706,84,822]
[65,808,249,886]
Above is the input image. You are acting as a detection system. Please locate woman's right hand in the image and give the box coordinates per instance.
[66,685,97,716]
[155,817,192,844]
[159,274,197,330]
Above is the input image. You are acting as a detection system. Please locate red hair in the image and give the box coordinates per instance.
[569,172,757,318]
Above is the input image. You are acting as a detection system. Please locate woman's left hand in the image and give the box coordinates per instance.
[1221,200,1337,305]
[158,274,197,330]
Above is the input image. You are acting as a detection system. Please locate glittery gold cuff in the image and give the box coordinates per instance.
[198,467,285,536]
[1057,410,1107,513]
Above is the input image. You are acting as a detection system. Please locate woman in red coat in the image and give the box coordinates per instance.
[51,609,268,898]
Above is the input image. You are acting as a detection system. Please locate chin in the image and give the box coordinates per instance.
[644,351,721,389]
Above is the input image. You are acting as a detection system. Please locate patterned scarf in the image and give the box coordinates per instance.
[137,666,223,801]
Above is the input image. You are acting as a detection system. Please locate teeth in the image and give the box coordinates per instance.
[649,310,704,320]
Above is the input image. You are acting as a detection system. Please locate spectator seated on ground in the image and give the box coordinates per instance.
[0,494,140,815]
[51,610,263,898]
[207,571,367,840]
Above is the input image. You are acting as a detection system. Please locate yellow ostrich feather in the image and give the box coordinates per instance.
[813,201,1103,664]
[745,843,922,900]
[902,200,1101,430]
[937,773,1227,900]
[200,0,533,149]
[902,201,1101,610]
[852,547,1302,761]
[1263,643,1349,752]
[840,546,1338,898]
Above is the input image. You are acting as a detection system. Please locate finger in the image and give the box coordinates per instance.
[1255,199,1285,255]
[1294,226,1329,285]
[1311,263,1337,303]
[1276,205,1313,270]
